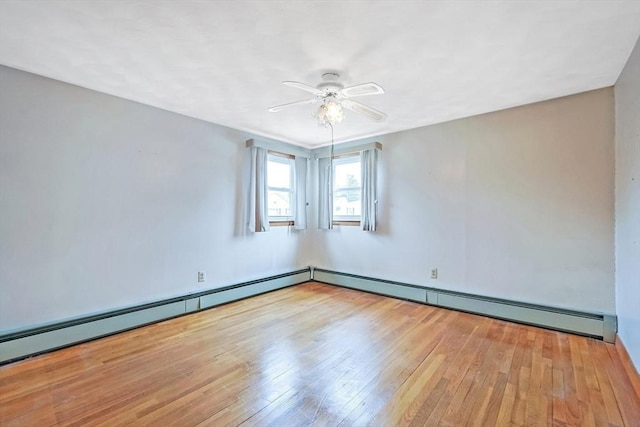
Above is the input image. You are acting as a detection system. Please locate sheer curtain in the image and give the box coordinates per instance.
[361,148,378,231]
[317,157,333,229]
[247,146,269,232]
[293,156,308,230]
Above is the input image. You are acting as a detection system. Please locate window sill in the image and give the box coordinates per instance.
[269,221,294,227]
[333,220,360,227]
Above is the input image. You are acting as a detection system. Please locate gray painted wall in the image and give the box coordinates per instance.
[310,88,615,314]
[0,65,311,331]
[615,36,640,371]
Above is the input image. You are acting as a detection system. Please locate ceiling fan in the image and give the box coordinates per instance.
[268,72,387,125]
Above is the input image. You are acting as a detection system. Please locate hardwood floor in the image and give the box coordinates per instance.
[1,282,638,426]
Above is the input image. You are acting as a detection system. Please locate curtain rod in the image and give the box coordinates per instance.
[313,141,382,159]
[246,139,312,159]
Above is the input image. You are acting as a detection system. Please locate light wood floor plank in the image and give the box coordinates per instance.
[1,282,638,426]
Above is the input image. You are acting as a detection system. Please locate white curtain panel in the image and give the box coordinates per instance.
[317,157,333,229]
[293,156,308,230]
[247,146,270,232]
[361,148,378,231]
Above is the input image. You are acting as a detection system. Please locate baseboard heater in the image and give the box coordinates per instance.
[312,268,617,343]
[0,269,310,364]
[1,268,617,364]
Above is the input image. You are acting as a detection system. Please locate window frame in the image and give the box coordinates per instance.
[332,153,361,226]
[267,151,295,225]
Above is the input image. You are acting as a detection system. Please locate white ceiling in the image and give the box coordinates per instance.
[1,1,639,148]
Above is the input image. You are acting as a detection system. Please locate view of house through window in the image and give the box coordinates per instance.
[267,153,294,221]
[333,154,361,221]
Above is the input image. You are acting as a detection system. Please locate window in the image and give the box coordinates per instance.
[333,154,361,223]
[267,152,294,222]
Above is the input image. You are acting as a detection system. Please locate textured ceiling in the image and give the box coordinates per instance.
[1,1,639,148]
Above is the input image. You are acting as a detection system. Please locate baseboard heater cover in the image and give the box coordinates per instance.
[0,269,310,364]
[312,268,617,343]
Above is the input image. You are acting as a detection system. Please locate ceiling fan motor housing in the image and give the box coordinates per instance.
[317,73,344,96]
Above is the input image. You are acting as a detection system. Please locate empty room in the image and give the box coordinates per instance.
[1,1,639,425]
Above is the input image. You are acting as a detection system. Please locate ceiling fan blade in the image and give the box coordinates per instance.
[340,82,385,98]
[268,98,317,112]
[282,81,324,96]
[341,99,387,122]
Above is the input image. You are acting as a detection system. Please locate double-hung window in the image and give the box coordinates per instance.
[333,154,361,224]
[267,152,294,224]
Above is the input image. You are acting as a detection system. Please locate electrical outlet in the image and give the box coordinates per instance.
[198,271,206,283]
[430,269,438,279]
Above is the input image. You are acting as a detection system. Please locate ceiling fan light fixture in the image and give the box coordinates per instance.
[315,99,344,126]
[270,72,386,127]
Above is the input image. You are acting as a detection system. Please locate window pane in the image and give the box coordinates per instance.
[267,155,294,220]
[334,188,361,217]
[334,161,360,189]
[268,190,291,218]
[268,158,292,189]
[333,157,361,218]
